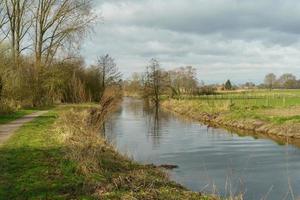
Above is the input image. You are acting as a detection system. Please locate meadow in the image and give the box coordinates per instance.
[162,89,300,139]
[172,89,300,121]
[179,89,300,110]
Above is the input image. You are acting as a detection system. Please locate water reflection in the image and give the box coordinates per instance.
[105,98,300,200]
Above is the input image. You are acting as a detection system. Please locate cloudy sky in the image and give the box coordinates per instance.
[81,0,300,84]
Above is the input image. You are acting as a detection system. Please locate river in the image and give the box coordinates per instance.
[105,98,300,200]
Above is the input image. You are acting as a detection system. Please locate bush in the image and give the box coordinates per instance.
[198,86,217,95]
[0,99,19,114]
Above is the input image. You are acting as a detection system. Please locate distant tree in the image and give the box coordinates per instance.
[242,82,256,89]
[224,80,232,90]
[97,54,122,98]
[264,73,277,90]
[278,73,297,89]
[167,66,198,96]
[296,80,300,89]
[124,72,143,96]
[199,85,216,95]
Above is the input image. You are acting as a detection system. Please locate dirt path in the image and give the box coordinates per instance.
[0,111,48,144]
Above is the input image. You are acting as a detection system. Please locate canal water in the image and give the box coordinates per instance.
[105,98,300,200]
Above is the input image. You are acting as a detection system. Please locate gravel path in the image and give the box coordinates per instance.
[0,111,48,144]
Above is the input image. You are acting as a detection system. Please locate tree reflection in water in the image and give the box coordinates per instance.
[144,100,170,147]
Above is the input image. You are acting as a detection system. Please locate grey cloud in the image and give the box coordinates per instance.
[81,0,300,83]
[99,0,300,44]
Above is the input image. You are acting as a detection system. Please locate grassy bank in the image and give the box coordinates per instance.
[162,90,300,140]
[0,105,216,200]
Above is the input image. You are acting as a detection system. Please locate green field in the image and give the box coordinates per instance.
[166,89,300,126]
[179,89,300,109]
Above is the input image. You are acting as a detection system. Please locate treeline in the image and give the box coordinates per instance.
[125,60,300,106]
[124,59,203,105]
[0,1,121,113]
[124,59,250,105]
[263,73,300,90]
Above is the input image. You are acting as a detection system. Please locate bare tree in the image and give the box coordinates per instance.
[278,73,297,89]
[5,0,33,65]
[0,1,9,43]
[264,73,276,90]
[168,66,198,95]
[32,0,95,68]
[144,59,164,108]
[97,54,121,98]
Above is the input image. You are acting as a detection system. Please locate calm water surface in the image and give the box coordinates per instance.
[105,98,300,200]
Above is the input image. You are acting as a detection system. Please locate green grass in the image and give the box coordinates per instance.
[0,106,214,200]
[176,89,300,114]
[0,110,91,199]
[0,109,37,124]
[163,89,300,133]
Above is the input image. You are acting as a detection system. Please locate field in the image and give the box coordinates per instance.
[173,89,300,123]
[181,89,300,108]
[162,89,300,139]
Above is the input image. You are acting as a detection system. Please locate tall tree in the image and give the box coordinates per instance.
[264,73,276,90]
[32,0,95,68]
[97,54,121,98]
[0,1,8,43]
[4,0,33,65]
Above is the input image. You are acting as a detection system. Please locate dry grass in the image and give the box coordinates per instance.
[55,109,107,175]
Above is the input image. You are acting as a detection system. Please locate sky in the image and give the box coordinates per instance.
[81,0,300,84]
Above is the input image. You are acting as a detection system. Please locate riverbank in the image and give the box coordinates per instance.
[162,99,300,140]
[0,105,216,200]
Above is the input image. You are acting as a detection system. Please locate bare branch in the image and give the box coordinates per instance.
[4,0,33,64]
[0,1,9,43]
[32,0,97,68]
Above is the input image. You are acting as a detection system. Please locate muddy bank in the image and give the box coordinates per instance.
[162,100,300,141]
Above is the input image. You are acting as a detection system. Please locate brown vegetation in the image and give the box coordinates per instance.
[0,1,124,112]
